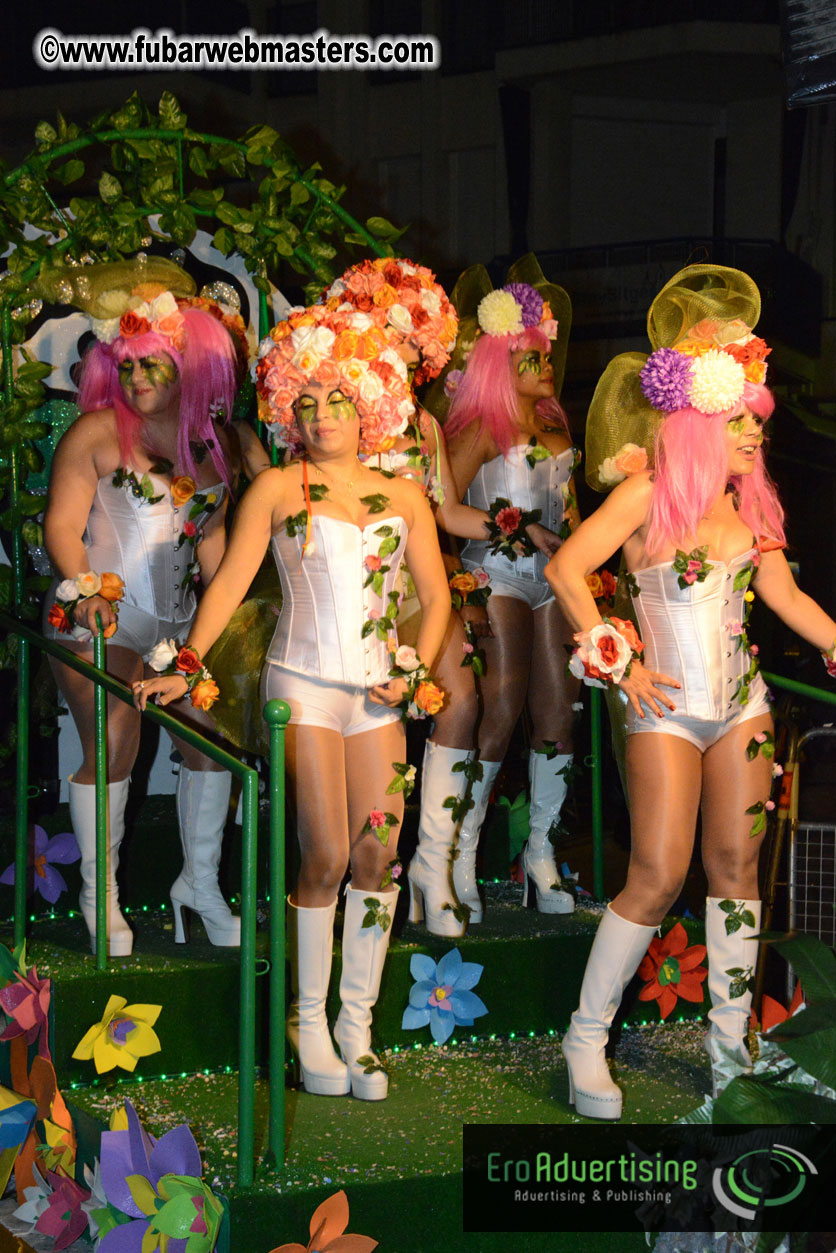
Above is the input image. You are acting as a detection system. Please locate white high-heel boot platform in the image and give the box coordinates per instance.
[561,905,657,1119]
[286,898,350,1096]
[521,750,574,914]
[452,759,500,925]
[334,884,398,1100]
[407,741,469,938]
[70,775,133,957]
[704,896,761,1096]
[170,767,240,946]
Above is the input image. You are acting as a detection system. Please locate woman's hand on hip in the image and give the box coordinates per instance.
[368,677,409,707]
[618,661,680,720]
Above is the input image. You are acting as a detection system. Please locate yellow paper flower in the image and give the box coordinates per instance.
[109,1106,129,1131]
[40,1118,76,1175]
[72,994,162,1074]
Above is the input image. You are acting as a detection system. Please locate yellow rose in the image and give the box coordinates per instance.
[414,680,444,716]
[171,475,196,507]
[190,678,220,711]
[450,572,478,597]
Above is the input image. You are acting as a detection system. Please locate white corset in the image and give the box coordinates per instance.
[632,547,759,720]
[83,470,225,623]
[266,514,408,686]
[461,445,575,581]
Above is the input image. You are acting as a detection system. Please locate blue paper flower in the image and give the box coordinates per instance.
[0,826,79,904]
[401,948,488,1044]
[0,1098,36,1150]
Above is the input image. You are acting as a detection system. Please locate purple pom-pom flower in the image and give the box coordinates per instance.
[640,347,694,413]
[503,283,543,329]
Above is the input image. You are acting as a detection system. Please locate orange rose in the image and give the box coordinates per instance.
[154,310,185,343]
[190,678,220,711]
[450,572,478,597]
[119,311,150,338]
[291,312,316,328]
[373,284,398,309]
[98,572,125,603]
[271,322,293,342]
[585,572,604,599]
[611,616,644,656]
[358,329,386,361]
[614,444,648,477]
[744,360,766,385]
[176,647,203,676]
[102,620,118,639]
[47,604,71,634]
[414,680,444,716]
[333,331,360,361]
[171,475,196,507]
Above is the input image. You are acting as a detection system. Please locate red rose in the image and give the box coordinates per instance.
[119,311,150,338]
[176,647,203,676]
[495,506,522,536]
[47,604,71,634]
[597,634,622,669]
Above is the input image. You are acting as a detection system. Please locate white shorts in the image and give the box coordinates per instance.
[261,664,401,736]
[462,560,554,611]
[623,674,773,751]
[43,591,192,663]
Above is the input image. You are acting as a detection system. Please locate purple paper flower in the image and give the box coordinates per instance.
[402,948,488,1044]
[0,826,79,904]
[443,368,464,397]
[503,282,543,328]
[639,347,694,413]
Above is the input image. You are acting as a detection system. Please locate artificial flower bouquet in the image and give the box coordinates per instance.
[388,644,445,720]
[568,616,644,688]
[448,567,491,610]
[47,571,124,640]
[147,639,219,711]
[485,498,541,561]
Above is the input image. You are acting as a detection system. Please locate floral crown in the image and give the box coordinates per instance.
[476,282,558,341]
[256,304,414,454]
[323,258,458,384]
[94,285,188,350]
[639,318,771,416]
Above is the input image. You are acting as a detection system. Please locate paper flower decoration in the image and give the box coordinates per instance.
[269,1189,377,1253]
[0,1097,36,1151]
[759,981,804,1034]
[12,1162,52,1232]
[638,922,707,1020]
[0,826,80,904]
[0,965,51,1053]
[72,994,162,1074]
[35,1170,91,1251]
[94,1100,221,1253]
[39,1116,76,1175]
[402,948,488,1044]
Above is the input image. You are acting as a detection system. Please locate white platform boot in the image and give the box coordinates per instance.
[170,767,240,946]
[334,884,398,1100]
[408,741,469,938]
[286,898,350,1096]
[705,896,762,1096]
[561,905,658,1119]
[70,775,133,957]
[452,759,500,925]
[521,750,575,913]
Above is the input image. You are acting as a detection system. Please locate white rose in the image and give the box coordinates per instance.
[348,311,373,332]
[421,290,441,315]
[147,638,179,672]
[326,279,346,298]
[56,578,80,602]
[357,371,384,403]
[396,398,414,422]
[587,623,633,682]
[401,263,417,276]
[290,326,317,354]
[598,456,626,488]
[395,645,421,672]
[75,571,102,598]
[149,291,178,320]
[387,304,414,336]
[378,347,403,373]
[309,326,335,355]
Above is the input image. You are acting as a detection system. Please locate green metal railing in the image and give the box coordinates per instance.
[1,607,290,1186]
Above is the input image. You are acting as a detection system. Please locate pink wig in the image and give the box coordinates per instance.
[76,307,239,489]
[444,326,569,455]
[646,381,785,554]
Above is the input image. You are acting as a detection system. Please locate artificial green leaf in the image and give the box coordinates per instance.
[56,159,84,185]
[158,91,186,130]
[765,932,836,1005]
[34,121,57,151]
[714,1073,836,1123]
[99,172,122,204]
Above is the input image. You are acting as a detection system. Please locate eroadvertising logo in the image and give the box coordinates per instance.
[462,1125,836,1235]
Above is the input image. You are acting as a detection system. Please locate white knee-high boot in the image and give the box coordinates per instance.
[521,750,574,913]
[334,884,398,1100]
[452,759,501,925]
[286,898,350,1096]
[705,896,761,1096]
[70,775,133,957]
[171,767,240,946]
[561,905,658,1119]
[408,741,469,938]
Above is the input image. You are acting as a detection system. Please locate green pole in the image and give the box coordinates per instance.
[762,670,836,708]
[264,698,291,1166]
[93,616,108,971]
[589,686,605,901]
[14,634,29,949]
[237,760,259,1188]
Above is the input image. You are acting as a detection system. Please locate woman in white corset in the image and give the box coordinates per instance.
[444,281,582,917]
[135,303,450,1101]
[42,258,260,957]
[547,264,836,1117]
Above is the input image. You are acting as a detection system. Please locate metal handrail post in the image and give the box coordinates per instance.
[589,686,605,901]
[14,634,29,949]
[237,762,259,1189]
[93,620,108,971]
[263,698,291,1166]
[762,670,836,708]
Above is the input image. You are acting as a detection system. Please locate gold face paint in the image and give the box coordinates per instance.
[517,350,543,377]
[118,355,179,389]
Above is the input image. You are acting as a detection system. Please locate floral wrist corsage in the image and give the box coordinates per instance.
[568,616,644,688]
[389,644,445,721]
[486,499,542,562]
[822,638,836,679]
[147,639,219,711]
[448,567,491,610]
[48,571,125,639]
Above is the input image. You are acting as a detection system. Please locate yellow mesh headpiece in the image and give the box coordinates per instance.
[585,264,762,493]
[34,255,195,319]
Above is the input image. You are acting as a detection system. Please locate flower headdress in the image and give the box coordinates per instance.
[586,264,771,492]
[256,303,414,454]
[422,254,572,423]
[323,257,458,384]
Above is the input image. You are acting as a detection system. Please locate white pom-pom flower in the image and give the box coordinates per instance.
[92,316,121,344]
[478,289,523,337]
[689,349,746,415]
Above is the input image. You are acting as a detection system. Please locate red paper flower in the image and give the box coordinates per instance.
[0,966,52,1052]
[35,1171,90,1250]
[637,922,707,1020]
[269,1189,377,1253]
[757,981,804,1034]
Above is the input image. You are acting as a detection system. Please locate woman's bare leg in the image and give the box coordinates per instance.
[475,596,534,760]
[345,721,407,889]
[427,611,479,750]
[700,714,773,897]
[49,645,144,781]
[527,599,579,751]
[286,724,351,906]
